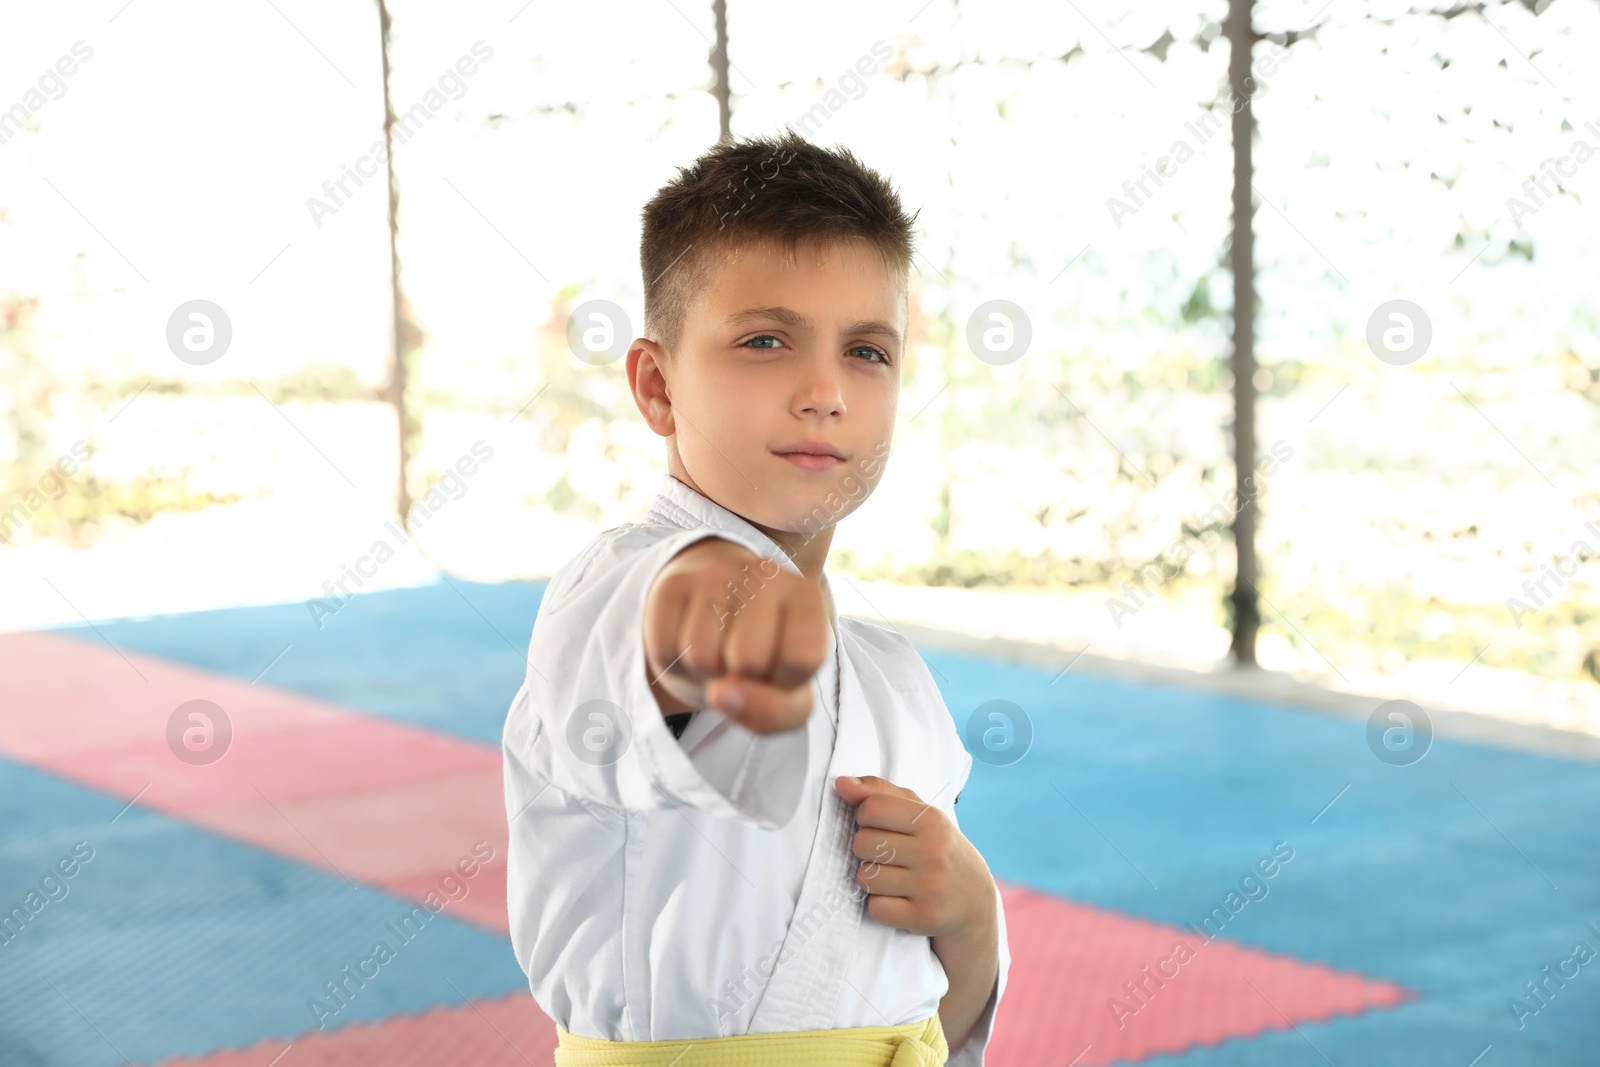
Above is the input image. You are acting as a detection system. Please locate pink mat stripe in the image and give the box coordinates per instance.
[987,884,1415,1065]
[0,630,511,933]
[143,991,558,1067]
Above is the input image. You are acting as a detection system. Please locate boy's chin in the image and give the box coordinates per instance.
[748,490,859,535]
[690,468,868,534]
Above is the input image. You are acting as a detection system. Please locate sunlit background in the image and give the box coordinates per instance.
[6,1,1598,737]
[5,1,1600,1064]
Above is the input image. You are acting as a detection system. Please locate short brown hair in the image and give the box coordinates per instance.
[640,131,918,350]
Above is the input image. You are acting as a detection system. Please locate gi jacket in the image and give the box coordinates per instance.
[502,473,1010,1064]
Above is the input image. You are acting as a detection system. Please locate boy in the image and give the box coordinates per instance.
[501,132,1009,1065]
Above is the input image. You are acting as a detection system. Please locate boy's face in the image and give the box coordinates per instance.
[631,237,905,537]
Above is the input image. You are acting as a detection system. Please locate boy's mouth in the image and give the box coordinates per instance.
[773,440,846,472]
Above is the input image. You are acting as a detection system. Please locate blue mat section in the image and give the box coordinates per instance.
[0,756,527,1067]
[925,645,1600,1064]
[30,581,1600,1063]
[50,578,547,747]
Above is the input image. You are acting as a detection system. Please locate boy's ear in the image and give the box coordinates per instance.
[627,337,676,437]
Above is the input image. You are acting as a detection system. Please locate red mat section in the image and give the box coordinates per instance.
[5,630,1414,1065]
[987,884,1414,1065]
[144,991,558,1067]
[0,630,510,933]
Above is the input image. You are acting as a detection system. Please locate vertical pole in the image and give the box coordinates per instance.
[711,0,731,143]
[1226,0,1260,665]
[377,0,415,525]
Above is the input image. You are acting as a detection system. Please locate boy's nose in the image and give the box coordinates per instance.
[794,360,844,416]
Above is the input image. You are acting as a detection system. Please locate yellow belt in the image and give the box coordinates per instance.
[554,1012,948,1067]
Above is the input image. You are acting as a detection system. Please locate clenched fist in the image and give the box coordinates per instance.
[643,537,830,735]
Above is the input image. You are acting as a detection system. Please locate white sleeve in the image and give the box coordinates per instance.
[502,523,810,830]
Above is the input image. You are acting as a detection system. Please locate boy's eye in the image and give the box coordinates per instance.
[740,335,891,366]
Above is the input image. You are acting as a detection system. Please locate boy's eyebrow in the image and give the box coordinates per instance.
[845,320,903,344]
[725,305,902,344]
[727,305,806,329]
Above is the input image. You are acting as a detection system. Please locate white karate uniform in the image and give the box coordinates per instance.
[501,473,1010,1064]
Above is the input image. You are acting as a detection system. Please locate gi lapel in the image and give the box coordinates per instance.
[745,621,882,1032]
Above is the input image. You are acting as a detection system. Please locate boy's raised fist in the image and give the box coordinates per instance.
[643,537,828,735]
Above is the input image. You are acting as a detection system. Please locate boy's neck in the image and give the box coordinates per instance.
[738,518,837,632]
[665,465,836,592]
[749,518,834,588]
